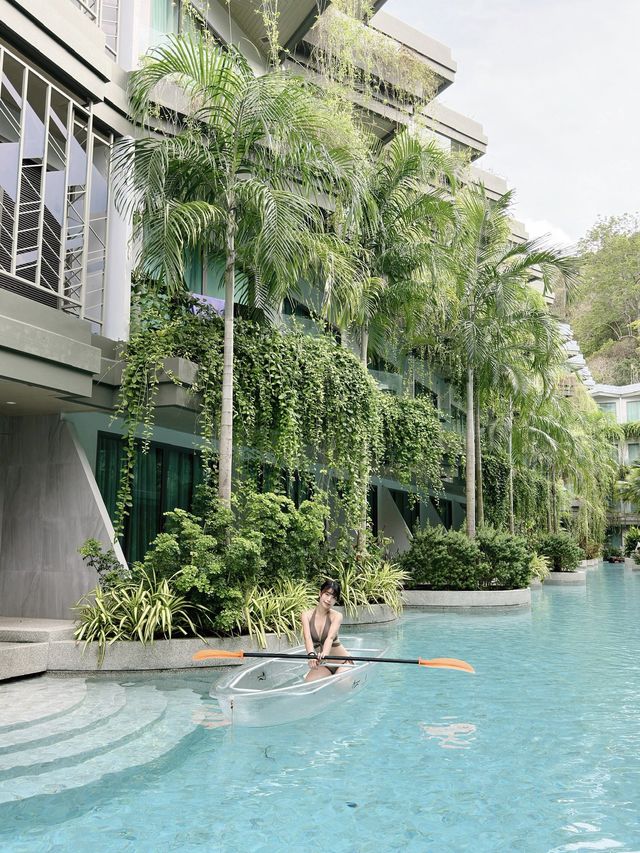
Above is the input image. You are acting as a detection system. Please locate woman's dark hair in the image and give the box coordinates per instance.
[320,579,341,600]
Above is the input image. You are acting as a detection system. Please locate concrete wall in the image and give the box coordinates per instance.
[0,415,122,619]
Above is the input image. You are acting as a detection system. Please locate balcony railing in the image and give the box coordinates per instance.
[69,0,119,60]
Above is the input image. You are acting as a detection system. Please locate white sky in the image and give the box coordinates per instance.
[384,0,640,247]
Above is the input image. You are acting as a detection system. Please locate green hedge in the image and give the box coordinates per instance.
[535,532,584,572]
[396,525,534,590]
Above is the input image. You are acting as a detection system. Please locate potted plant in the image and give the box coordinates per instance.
[604,547,624,564]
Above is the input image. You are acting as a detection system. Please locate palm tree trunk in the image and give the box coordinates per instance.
[550,465,558,533]
[360,325,369,367]
[466,366,476,538]
[474,391,484,528]
[507,400,515,534]
[356,323,370,553]
[218,202,236,507]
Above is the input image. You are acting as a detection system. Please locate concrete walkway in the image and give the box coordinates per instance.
[0,618,75,681]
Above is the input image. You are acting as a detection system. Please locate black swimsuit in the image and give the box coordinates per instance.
[309,611,340,651]
[309,611,341,673]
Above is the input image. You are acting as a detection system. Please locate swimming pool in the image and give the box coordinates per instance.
[1,564,639,852]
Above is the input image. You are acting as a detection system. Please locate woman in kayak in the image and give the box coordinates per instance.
[301,579,352,681]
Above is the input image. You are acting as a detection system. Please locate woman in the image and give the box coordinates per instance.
[301,579,352,682]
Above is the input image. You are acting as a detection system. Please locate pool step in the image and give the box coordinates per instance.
[0,683,202,804]
[0,676,87,732]
[0,683,168,778]
[0,681,126,754]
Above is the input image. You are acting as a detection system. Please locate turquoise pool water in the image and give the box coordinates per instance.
[1,564,640,852]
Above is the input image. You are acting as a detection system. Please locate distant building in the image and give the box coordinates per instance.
[591,382,640,546]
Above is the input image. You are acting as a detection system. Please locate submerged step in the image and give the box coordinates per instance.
[0,683,169,778]
[0,681,127,754]
[0,677,87,732]
[0,687,202,804]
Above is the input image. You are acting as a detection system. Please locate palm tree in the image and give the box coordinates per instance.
[116,34,358,506]
[443,185,580,538]
[320,131,455,551]
[333,131,455,367]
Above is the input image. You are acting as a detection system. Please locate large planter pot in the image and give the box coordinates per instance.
[402,588,530,608]
[335,604,398,625]
[47,633,293,673]
[544,570,586,585]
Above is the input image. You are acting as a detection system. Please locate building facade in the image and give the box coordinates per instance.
[591,382,640,546]
[0,0,553,618]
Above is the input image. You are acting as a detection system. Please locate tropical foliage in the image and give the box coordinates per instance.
[396,524,534,591]
[330,538,408,615]
[116,300,454,539]
[74,569,208,664]
[568,215,640,384]
[436,186,579,538]
[536,533,584,572]
[117,33,359,509]
[101,14,616,614]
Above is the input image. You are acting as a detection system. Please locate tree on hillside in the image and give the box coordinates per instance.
[116,34,358,507]
[569,215,640,384]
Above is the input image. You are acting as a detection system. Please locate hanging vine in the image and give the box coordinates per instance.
[309,1,437,109]
[114,297,453,537]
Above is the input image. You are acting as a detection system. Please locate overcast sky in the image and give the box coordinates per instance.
[384,0,640,248]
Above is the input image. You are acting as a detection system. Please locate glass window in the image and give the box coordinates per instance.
[96,433,203,562]
[597,401,617,417]
[628,443,640,463]
[626,401,640,422]
[430,497,452,529]
[151,0,180,46]
[389,488,419,532]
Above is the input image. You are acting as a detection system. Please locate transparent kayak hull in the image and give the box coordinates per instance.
[212,638,385,727]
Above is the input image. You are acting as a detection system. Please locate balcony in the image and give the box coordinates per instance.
[369,369,403,395]
[68,0,119,60]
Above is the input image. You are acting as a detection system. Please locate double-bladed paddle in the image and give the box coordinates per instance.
[192,649,474,673]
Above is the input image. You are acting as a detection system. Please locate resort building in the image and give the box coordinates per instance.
[0,0,560,619]
[591,382,640,546]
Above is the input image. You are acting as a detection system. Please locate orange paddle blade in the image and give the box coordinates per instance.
[192,649,244,661]
[418,657,475,673]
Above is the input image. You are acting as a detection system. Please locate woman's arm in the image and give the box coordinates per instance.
[320,612,343,660]
[300,611,318,668]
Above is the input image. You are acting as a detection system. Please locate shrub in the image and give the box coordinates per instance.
[78,539,130,590]
[582,540,603,559]
[475,527,534,589]
[604,546,622,560]
[623,526,640,556]
[529,553,551,583]
[74,569,209,664]
[536,533,584,572]
[133,487,332,634]
[239,489,329,584]
[241,579,317,648]
[396,526,484,590]
[331,539,409,614]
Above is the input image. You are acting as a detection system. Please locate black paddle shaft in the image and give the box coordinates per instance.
[240,651,419,665]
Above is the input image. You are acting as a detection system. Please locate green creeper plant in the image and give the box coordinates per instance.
[116,32,360,511]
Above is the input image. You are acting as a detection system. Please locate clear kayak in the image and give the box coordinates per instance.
[212,637,386,727]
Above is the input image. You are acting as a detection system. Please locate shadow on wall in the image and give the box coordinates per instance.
[0,415,121,619]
